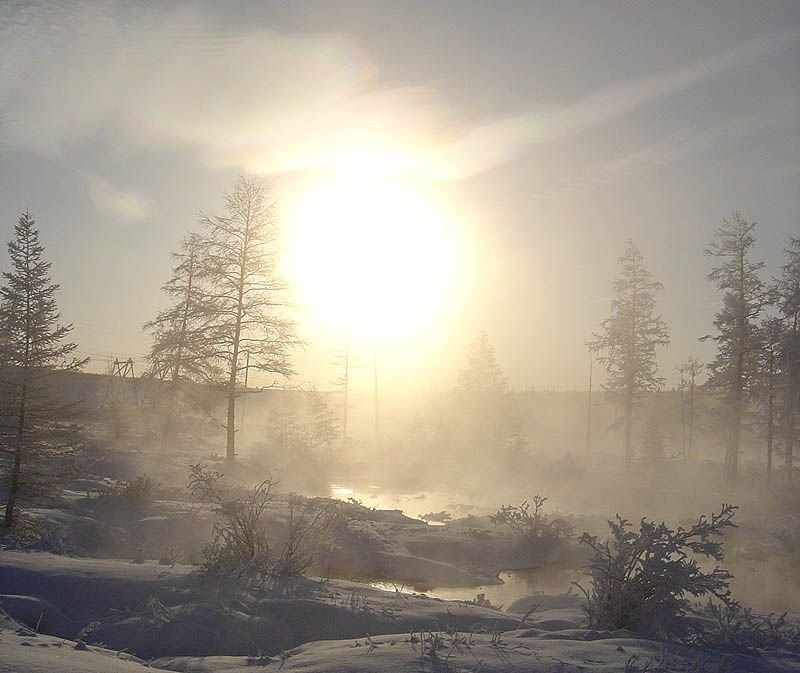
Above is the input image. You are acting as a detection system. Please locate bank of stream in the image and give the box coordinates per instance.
[365,553,799,614]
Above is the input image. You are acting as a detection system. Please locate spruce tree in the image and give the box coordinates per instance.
[306,388,339,457]
[455,332,519,463]
[456,331,508,394]
[591,240,669,471]
[0,211,85,527]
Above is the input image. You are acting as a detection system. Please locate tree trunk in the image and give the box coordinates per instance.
[786,391,797,482]
[585,352,593,452]
[766,349,774,484]
[226,228,249,469]
[4,379,27,528]
[624,387,633,471]
[373,340,380,449]
[688,377,695,459]
[726,344,745,483]
[726,393,742,484]
[226,301,243,469]
[680,374,686,459]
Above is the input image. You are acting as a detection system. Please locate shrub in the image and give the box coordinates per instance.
[575,503,738,641]
[490,495,571,544]
[189,464,274,580]
[121,474,162,505]
[188,464,334,587]
[699,601,800,652]
[0,515,68,553]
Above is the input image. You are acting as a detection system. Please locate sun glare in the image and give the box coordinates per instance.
[285,172,456,340]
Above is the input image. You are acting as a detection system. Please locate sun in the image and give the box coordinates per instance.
[284,171,457,340]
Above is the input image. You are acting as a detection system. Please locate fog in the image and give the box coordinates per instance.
[2,2,799,670]
[57,365,800,616]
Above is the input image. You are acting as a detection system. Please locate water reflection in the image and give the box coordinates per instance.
[371,564,586,609]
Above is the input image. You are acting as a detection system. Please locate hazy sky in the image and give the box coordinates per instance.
[0,0,798,393]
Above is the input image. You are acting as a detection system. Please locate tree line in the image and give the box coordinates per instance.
[0,177,797,528]
[590,214,799,483]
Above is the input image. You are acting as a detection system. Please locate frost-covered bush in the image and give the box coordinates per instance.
[189,463,274,580]
[121,474,163,504]
[490,495,572,544]
[188,464,333,586]
[575,503,738,641]
[699,601,800,652]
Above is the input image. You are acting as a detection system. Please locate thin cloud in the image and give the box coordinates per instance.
[86,175,153,221]
[426,27,800,180]
[528,103,800,202]
[0,2,796,182]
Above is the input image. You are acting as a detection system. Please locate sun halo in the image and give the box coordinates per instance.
[284,172,456,341]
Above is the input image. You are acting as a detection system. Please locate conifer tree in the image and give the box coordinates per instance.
[756,317,783,482]
[0,211,85,527]
[703,213,765,483]
[144,233,218,445]
[306,388,339,456]
[775,236,800,480]
[455,332,520,462]
[591,240,669,470]
[456,331,508,394]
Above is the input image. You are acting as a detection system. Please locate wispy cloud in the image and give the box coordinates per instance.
[425,27,800,180]
[0,2,796,183]
[528,102,800,202]
[86,175,153,221]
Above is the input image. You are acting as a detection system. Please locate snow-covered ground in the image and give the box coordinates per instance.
[1,550,798,672]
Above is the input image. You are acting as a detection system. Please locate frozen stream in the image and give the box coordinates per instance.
[367,555,799,613]
[370,565,586,609]
[330,485,800,613]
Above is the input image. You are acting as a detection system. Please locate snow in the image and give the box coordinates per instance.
[2,550,798,672]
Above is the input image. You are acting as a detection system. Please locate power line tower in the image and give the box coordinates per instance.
[101,357,139,409]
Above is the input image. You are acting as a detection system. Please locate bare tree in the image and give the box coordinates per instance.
[330,336,364,447]
[677,356,703,460]
[683,356,703,459]
[591,240,669,470]
[703,213,765,483]
[198,177,300,468]
[0,212,86,527]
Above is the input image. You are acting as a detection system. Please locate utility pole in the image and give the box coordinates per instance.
[239,350,250,434]
[585,348,593,452]
[689,365,695,459]
[373,338,380,449]
[342,336,350,446]
[678,364,686,459]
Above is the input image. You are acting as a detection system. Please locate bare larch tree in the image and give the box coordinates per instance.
[198,177,299,469]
